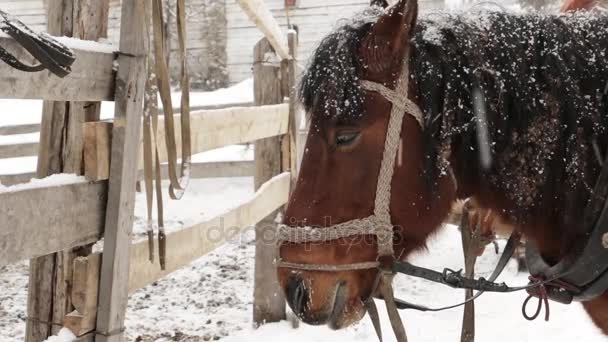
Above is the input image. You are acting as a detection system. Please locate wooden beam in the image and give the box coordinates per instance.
[126,172,290,293]
[95,0,147,340]
[0,123,41,135]
[84,122,113,181]
[150,104,288,166]
[152,160,255,179]
[0,36,115,101]
[0,142,38,158]
[65,254,102,337]
[0,181,107,267]
[252,37,286,325]
[27,1,111,339]
[235,0,290,60]
[0,160,255,187]
[0,172,36,186]
[0,103,256,137]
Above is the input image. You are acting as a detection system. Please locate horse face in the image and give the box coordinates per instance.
[277,0,453,328]
[279,95,392,328]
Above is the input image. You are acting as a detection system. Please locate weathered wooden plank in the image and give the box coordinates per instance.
[27,2,111,339]
[149,104,288,166]
[235,0,289,60]
[0,172,36,186]
[252,37,286,325]
[126,172,290,293]
[0,142,38,158]
[153,160,255,179]
[95,0,147,340]
[0,160,254,187]
[0,102,255,137]
[0,123,41,135]
[0,35,115,101]
[65,254,102,337]
[0,181,107,267]
[84,122,113,181]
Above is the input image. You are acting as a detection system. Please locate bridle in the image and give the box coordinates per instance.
[276,49,424,342]
[274,48,524,342]
[276,49,424,272]
[275,40,608,341]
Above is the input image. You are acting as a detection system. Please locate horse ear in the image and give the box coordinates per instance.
[370,0,390,8]
[361,0,418,78]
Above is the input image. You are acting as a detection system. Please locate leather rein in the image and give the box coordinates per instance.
[276,45,608,341]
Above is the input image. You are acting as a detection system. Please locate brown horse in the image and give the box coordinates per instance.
[277,0,608,336]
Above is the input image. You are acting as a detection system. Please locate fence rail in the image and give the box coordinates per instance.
[0,35,115,101]
[0,160,255,187]
[0,180,107,267]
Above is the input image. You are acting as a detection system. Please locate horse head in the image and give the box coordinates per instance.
[276,0,456,328]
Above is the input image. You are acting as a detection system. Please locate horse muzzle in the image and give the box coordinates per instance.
[285,276,363,328]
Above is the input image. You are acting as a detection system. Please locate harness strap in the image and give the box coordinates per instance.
[378,272,408,342]
[0,9,74,77]
[365,297,383,342]
[151,0,192,202]
[391,231,521,312]
[141,0,192,270]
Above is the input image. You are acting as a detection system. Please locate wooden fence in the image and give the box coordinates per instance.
[0,0,298,341]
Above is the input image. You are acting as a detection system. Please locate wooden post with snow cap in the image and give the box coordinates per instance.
[252,37,287,326]
[26,0,110,340]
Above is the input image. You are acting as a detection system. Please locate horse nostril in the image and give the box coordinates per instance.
[287,277,308,316]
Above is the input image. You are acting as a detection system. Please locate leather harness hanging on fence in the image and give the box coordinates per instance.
[142,0,192,270]
[0,9,74,77]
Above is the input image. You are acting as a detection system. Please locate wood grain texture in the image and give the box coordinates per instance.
[95,0,147,340]
[0,142,38,158]
[0,181,107,267]
[84,122,113,181]
[252,37,286,325]
[27,1,110,340]
[65,254,102,336]
[146,104,289,167]
[126,172,290,293]
[0,35,115,101]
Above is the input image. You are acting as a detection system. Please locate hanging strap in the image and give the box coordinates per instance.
[151,0,192,201]
[142,0,192,270]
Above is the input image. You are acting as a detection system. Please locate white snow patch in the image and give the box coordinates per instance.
[0,173,86,193]
[54,36,116,54]
[42,328,76,342]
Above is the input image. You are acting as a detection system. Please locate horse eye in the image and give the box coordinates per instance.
[335,131,360,148]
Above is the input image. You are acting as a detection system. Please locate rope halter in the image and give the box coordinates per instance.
[276,50,425,272]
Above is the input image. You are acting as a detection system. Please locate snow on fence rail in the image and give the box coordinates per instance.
[0,34,115,101]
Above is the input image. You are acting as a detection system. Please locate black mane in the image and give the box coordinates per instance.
[301,9,608,227]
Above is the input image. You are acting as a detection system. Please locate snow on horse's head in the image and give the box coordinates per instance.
[278,0,608,332]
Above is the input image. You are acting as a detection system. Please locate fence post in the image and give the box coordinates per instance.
[94,0,147,340]
[252,37,287,326]
[26,1,110,340]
